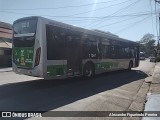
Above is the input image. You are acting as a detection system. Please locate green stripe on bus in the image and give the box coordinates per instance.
[47,65,67,76]
[95,62,119,70]
[47,62,119,76]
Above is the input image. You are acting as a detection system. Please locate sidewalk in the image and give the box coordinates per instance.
[0,67,12,73]
[142,63,160,120]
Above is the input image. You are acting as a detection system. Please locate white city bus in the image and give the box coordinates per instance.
[12,16,139,79]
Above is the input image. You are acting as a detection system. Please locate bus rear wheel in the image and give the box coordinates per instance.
[128,61,133,70]
[83,63,95,77]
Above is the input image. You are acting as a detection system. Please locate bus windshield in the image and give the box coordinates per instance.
[13,19,37,47]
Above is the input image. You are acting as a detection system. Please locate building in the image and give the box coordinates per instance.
[0,21,12,67]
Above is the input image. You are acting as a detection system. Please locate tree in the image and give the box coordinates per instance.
[139,33,154,43]
[145,39,156,56]
[138,33,156,57]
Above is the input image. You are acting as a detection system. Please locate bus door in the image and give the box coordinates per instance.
[134,46,139,67]
[66,35,82,76]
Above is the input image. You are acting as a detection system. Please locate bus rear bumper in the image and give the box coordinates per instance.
[12,63,43,78]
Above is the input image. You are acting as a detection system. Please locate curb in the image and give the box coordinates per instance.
[0,67,12,73]
[142,62,160,120]
[152,63,160,84]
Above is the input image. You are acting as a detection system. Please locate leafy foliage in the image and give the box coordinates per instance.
[139,33,154,43]
[138,33,156,57]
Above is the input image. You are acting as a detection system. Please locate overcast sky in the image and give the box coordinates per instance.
[0,0,159,41]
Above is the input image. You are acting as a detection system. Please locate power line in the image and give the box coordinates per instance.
[114,16,150,34]
[83,0,142,28]
[0,0,122,11]
[0,0,132,20]
[64,13,151,23]
[63,0,132,17]
[0,0,134,20]
[155,1,159,38]
[150,0,155,34]
[64,12,155,21]
[92,15,150,29]
[0,10,156,19]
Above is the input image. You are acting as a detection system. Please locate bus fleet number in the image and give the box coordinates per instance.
[89,54,96,58]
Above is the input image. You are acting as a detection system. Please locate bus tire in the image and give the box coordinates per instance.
[83,63,95,77]
[128,61,133,70]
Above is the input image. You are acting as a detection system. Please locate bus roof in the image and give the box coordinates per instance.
[14,16,138,46]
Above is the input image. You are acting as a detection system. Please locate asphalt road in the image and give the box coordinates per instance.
[0,60,155,119]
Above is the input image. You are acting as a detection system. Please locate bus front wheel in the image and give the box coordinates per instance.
[83,63,95,77]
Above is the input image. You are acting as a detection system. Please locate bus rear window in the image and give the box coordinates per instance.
[13,18,37,47]
[13,19,37,37]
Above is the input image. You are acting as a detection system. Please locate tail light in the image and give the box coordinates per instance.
[35,47,41,66]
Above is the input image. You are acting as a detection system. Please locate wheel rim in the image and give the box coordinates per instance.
[85,66,93,77]
[86,69,92,77]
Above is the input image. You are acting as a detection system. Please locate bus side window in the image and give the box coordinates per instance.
[124,47,129,58]
[119,47,125,59]
[115,45,120,59]
[102,45,110,59]
[111,46,116,58]
[83,37,98,59]
[46,25,66,60]
[129,48,134,58]
[89,37,98,58]
[66,33,81,59]
[97,38,102,59]
[82,38,90,59]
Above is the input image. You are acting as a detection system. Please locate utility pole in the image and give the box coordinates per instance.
[154,0,160,58]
